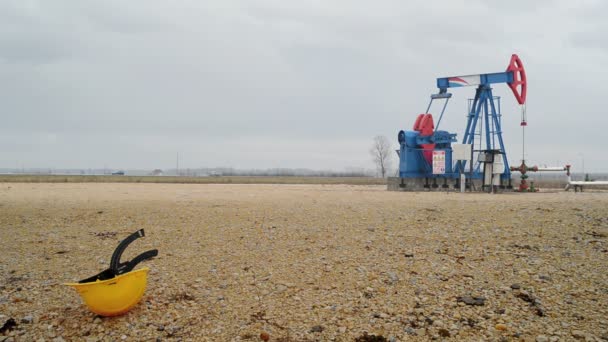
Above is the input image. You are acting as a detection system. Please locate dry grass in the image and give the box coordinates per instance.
[0,174,386,185]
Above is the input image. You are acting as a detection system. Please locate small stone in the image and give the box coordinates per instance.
[386,272,399,285]
[338,326,346,333]
[121,335,127,340]
[259,332,270,341]
[572,330,585,339]
[515,291,535,303]
[405,327,417,336]
[310,325,324,333]
[166,326,180,336]
[536,335,549,342]
[367,227,375,232]
[535,306,546,317]
[457,295,485,306]
[356,333,388,341]
[438,328,450,337]
[495,323,507,331]
[0,318,17,333]
[404,253,414,258]
[275,284,288,293]
[52,337,66,342]
[510,284,521,290]
[21,315,34,324]
[93,317,102,324]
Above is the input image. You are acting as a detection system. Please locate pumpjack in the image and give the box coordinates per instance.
[394,54,527,191]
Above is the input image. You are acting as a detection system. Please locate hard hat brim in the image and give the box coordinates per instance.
[65,267,149,317]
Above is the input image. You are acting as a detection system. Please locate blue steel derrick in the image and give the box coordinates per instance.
[397,54,527,190]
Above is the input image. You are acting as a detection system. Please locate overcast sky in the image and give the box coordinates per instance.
[1,0,607,172]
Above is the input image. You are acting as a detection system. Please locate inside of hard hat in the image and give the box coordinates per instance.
[78,229,158,283]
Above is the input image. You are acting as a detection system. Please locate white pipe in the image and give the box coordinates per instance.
[569,181,608,185]
[510,166,567,173]
[536,167,566,172]
[565,174,608,191]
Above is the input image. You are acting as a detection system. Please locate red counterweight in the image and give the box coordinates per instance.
[413,113,435,164]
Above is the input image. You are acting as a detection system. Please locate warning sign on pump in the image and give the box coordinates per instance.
[432,150,446,174]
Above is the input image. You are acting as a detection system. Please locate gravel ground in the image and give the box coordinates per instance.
[0,183,607,342]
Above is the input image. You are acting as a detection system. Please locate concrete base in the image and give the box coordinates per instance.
[387,177,512,192]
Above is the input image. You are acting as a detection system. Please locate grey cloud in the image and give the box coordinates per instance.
[570,28,608,51]
[1,0,606,171]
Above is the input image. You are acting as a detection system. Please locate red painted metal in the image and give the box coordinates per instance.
[506,54,527,105]
[413,114,435,164]
[413,114,434,136]
[413,114,424,132]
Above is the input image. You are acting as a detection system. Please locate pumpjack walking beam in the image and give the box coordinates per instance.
[432,54,527,178]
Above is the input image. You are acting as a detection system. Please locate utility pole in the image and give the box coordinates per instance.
[176,152,179,176]
[579,153,584,180]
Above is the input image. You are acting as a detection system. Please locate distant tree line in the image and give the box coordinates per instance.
[173,167,373,177]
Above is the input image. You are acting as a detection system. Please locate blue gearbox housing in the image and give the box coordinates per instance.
[397,129,457,178]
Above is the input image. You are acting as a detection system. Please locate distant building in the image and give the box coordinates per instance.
[111,170,125,176]
[151,169,163,176]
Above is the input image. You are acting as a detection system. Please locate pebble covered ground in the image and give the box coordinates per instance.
[0,183,607,342]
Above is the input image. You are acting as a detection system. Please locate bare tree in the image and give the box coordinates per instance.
[370,135,392,178]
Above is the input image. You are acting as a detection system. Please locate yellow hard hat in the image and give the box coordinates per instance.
[65,268,149,316]
[65,229,158,317]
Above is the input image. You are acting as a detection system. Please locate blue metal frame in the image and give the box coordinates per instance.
[398,69,515,182]
[426,93,452,131]
[457,86,510,179]
[436,72,513,91]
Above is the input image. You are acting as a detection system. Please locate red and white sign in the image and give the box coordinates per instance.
[432,150,446,174]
